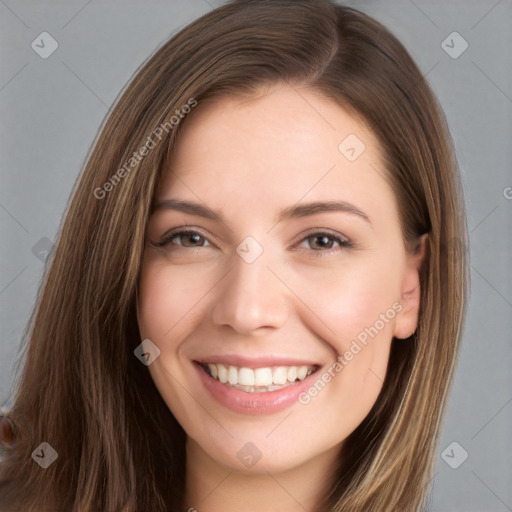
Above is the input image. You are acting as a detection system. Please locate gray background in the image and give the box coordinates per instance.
[1,1,511,510]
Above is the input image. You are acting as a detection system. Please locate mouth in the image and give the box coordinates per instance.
[193,358,323,415]
[199,362,320,393]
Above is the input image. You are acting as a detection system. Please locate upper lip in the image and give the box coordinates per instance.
[194,355,321,369]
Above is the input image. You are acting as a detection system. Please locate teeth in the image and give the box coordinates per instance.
[254,368,273,386]
[273,366,287,385]
[204,363,316,391]
[238,367,254,386]
[228,366,238,385]
[217,364,228,383]
[297,366,308,380]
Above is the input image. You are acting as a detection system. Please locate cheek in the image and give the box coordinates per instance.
[289,257,400,416]
[136,258,213,421]
[137,258,215,341]
[290,256,401,350]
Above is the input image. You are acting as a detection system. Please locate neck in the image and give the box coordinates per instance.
[183,438,340,512]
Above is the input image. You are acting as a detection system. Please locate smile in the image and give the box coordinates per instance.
[201,363,318,393]
[194,356,324,414]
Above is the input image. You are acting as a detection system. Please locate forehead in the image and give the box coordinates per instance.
[155,85,398,228]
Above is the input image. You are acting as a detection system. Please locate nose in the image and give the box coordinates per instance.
[210,249,290,336]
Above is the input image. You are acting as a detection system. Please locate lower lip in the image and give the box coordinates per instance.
[195,363,320,415]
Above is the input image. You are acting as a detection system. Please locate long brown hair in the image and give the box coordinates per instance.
[0,1,468,510]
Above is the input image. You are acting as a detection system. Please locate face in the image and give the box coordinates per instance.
[136,84,424,475]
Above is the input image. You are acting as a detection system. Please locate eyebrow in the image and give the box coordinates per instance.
[153,198,373,228]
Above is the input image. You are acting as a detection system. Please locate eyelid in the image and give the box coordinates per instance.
[294,227,350,244]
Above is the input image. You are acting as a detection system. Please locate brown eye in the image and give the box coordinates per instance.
[308,234,336,250]
[177,232,206,247]
[153,229,211,249]
[297,231,352,255]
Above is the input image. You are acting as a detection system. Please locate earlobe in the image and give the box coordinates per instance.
[393,233,428,340]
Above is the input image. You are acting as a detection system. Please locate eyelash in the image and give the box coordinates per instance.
[152,228,352,256]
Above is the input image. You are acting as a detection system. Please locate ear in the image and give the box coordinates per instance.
[393,233,428,340]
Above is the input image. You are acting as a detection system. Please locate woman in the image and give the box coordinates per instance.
[0,0,468,510]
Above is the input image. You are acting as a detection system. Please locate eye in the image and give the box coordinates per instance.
[153,229,211,249]
[296,231,352,255]
[152,228,352,255]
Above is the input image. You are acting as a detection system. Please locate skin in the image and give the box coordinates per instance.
[136,84,426,512]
